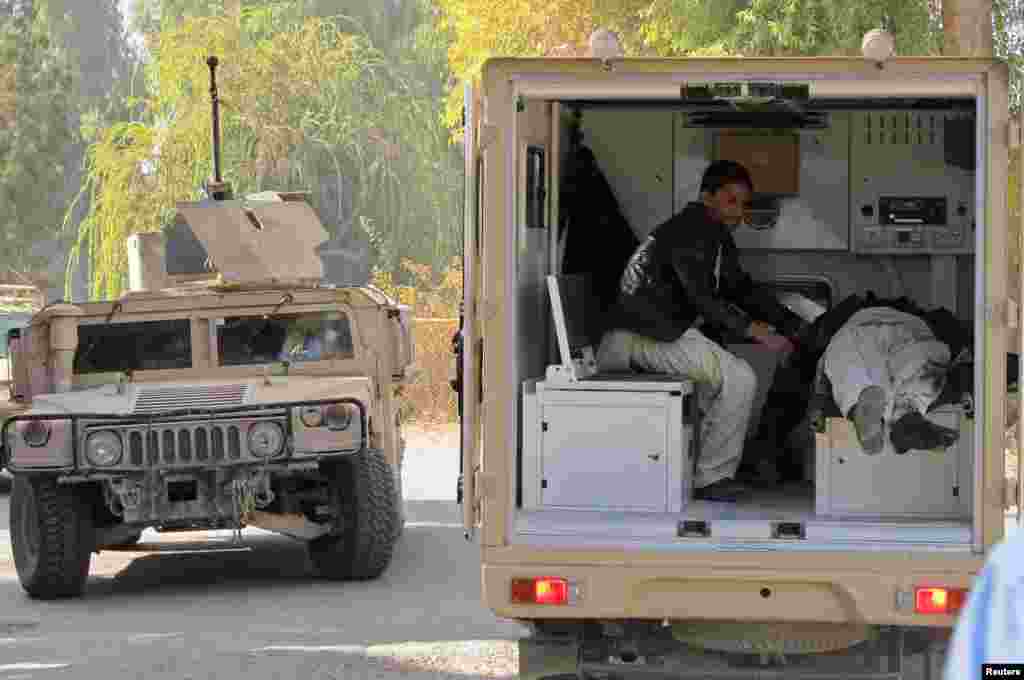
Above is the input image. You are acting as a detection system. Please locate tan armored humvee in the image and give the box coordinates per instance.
[1,194,414,599]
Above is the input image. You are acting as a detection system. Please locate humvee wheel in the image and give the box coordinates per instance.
[10,475,93,599]
[309,449,398,580]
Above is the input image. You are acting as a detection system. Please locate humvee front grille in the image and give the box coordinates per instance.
[125,424,245,466]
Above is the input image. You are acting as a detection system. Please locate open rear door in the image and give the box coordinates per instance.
[1015,111,1024,531]
[460,80,482,539]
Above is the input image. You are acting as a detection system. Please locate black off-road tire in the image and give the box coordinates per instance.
[308,449,399,580]
[9,474,94,600]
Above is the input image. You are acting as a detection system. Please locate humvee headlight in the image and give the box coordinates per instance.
[324,403,356,431]
[298,406,324,428]
[22,420,51,448]
[247,421,285,458]
[85,430,123,467]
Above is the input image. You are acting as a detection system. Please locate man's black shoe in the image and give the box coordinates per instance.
[889,411,960,454]
[693,478,749,503]
[735,458,781,487]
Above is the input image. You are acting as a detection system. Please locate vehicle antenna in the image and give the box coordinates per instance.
[205,56,233,201]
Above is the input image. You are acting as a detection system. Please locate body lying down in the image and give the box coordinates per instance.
[745,294,1019,482]
[822,307,960,455]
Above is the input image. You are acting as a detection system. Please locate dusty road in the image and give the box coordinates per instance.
[0,425,530,679]
[0,423,1015,679]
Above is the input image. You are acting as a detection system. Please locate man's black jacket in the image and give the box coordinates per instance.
[605,201,803,343]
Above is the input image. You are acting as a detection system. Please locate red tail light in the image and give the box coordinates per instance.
[915,587,968,615]
[510,577,569,605]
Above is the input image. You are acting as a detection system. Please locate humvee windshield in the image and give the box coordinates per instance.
[216,311,354,366]
[75,319,192,373]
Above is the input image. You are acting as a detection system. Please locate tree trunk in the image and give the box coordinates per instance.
[943,0,994,57]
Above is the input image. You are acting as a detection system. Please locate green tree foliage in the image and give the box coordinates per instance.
[70,2,461,299]
[666,1,944,57]
[707,0,940,57]
[994,0,1024,112]
[437,0,946,130]
[47,1,140,300]
[436,0,657,129]
[0,0,75,281]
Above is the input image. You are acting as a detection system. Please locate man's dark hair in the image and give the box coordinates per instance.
[699,160,754,195]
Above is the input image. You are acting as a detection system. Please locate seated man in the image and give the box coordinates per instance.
[596,160,804,503]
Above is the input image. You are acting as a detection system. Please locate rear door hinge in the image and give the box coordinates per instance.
[1005,476,1019,510]
[986,298,1016,329]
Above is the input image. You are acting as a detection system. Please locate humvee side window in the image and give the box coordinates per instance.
[74,319,192,374]
[215,312,354,366]
[0,313,32,358]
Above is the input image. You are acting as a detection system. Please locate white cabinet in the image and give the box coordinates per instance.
[522,379,694,513]
[815,405,974,520]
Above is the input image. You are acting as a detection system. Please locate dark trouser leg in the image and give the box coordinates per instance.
[738,363,809,482]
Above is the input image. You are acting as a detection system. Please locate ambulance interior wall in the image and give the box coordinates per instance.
[576,106,976,319]
[515,99,557,508]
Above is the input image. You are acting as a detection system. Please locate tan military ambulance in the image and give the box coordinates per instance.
[1,194,414,600]
[458,36,1024,678]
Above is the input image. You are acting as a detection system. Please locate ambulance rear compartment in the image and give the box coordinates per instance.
[504,91,1013,553]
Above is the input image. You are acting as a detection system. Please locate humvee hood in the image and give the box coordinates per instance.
[28,376,373,417]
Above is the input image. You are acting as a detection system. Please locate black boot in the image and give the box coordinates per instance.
[694,478,750,503]
[889,412,960,454]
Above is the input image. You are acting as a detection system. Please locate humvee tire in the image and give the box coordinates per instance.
[10,475,94,599]
[308,449,398,580]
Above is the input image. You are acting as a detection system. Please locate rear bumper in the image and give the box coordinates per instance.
[482,548,983,628]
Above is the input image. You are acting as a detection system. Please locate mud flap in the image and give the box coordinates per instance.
[518,636,580,680]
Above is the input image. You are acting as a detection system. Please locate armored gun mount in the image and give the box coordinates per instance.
[135,56,330,295]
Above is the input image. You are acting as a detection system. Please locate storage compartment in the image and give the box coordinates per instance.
[521,274,696,514]
[522,378,694,513]
[815,406,974,520]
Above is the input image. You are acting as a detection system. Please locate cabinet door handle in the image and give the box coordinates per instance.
[648,453,661,462]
